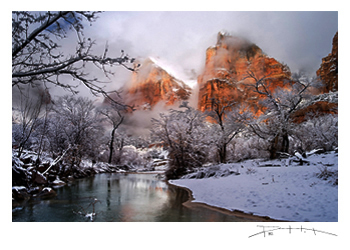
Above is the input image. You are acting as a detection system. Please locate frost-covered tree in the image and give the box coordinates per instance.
[45,113,69,159]
[29,101,52,162]
[151,102,211,179]
[12,11,137,105]
[51,95,103,171]
[206,98,249,163]
[12,87,51,158]
[245,71,318,159]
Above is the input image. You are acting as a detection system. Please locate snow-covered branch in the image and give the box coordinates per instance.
[42,145,71,175]
[12,11,138,107]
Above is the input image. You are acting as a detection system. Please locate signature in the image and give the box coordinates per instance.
[249,225,337,238]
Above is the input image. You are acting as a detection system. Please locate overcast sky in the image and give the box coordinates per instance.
[79,11,338,93]
[9,10,338,100]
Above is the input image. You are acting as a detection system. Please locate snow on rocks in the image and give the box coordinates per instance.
[12,186,30,200]
[52,176,66,186]
[12,186,27,192]
[38,187,57,199]
[33,172,47,185]
[170,151,338,222]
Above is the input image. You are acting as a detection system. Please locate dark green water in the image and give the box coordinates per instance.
[12,173,253,222]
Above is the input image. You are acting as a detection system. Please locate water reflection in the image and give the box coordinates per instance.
[13,173,256,222]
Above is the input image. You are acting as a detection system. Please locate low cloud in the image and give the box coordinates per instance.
[120,100,186,136]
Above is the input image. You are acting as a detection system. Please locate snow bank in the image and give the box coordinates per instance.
[170,151,338,222]
[12,186,27,192]
[42,187,52,192]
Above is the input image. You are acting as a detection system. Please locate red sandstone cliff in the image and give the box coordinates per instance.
[316,32,338,93]
[292,32,338,122]
[122,57,192,110]
[197,32,292,114]
[118,31,337,119]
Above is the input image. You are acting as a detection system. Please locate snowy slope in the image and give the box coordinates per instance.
[149,56,197,89]
[170,151,338,222]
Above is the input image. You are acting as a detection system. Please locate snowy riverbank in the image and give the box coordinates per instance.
[170,150,338,222]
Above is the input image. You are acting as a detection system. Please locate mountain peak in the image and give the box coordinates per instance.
[122,57,192,109]
[198,33,291,114]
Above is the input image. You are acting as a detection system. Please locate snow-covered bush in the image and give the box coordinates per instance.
[291,114,338,153]
[145,147,167,160]
[316,166,338,186]
[119,146,152,169]
[151,104,211,179]
[181,165,240,179]
[245,167,257,174]
[227,136,270,162]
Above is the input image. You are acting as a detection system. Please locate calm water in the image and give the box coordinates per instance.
[12,173,253,222]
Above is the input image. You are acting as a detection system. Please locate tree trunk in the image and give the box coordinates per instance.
[281,131,289,153]
[269,135,279,159]
[108,127,117,164]
[218,143,227,163]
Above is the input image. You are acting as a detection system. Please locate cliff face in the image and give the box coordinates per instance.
[118,31,337,119]
[292,32,338,122]
[316,32,338,93]
[197,32,291,114]
[123,58,192,110]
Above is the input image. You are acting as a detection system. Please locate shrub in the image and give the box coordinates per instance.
[316,166,338,186]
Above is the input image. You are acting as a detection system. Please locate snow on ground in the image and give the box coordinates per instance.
[170,151,338,222]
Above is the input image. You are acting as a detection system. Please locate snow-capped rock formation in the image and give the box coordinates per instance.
[122,57,192,110]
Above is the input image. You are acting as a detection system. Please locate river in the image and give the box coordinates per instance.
[12,173,256,222]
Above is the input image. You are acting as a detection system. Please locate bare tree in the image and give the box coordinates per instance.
[12,88,50,158]
[30,97,52,164]
[206,98,248,163]
[244,71,317,159]
[45,112,69,159]
[98,103,125,164]
[51,95,102,172]
[12,11,137,105]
